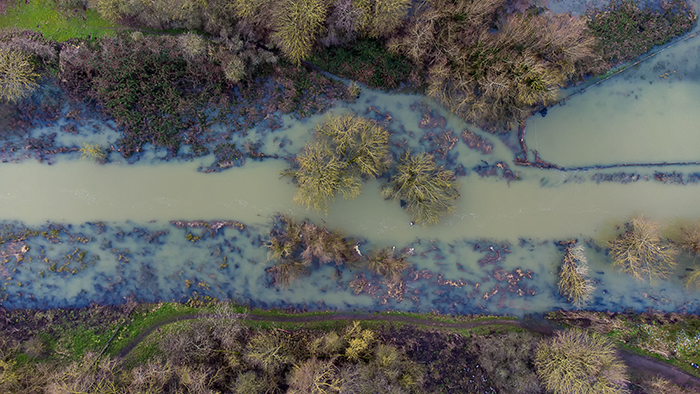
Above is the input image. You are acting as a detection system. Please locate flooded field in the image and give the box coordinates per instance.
[526,29,700,167]
[3,30,700,316]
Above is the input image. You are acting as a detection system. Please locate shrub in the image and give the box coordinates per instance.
[90,0,125,23]
[159,321,216,366]
[0,48,38,103]
[272,0,328,65]
[284,114,390,211]
[608,216,678,285]
[381,151,459,225]
[343,321,376,362]
[364,0,410,38]
[558,242,595,308]
[587,0,697,64]
[224,56,246,83]
[640,376,696,394]
[46,353,121,394]
[346,81,361,101]
[178,32,208,62]
[676,220,700,254]
[309,332,346,357]
[535,330,628,394]
[232,371,270,394]
[474,332,543,394]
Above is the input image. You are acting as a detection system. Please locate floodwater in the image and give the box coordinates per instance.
[527,28,700,167]
[2,32,700,315]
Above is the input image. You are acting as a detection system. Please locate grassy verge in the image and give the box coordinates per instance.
[0,0,116,41]
[106,302,199,356]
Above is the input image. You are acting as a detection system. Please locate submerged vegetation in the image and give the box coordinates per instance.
[367,248,408,284]
[79,142,107,163]
[608,216,678,285]
[265,215,358,286]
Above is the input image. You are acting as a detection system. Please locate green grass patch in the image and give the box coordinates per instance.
[310,39,422,91]
[107,302,198,356]
[0,0,116,41]
[56,323,119,360]
[587,0,697,63]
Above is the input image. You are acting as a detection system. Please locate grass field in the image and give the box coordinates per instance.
[0,0,115,41]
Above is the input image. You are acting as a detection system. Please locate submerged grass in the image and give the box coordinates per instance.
[0,0,116,41]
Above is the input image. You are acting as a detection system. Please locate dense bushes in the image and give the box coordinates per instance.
[389,0,599,130]
[265,215,359,286]
[55,32,341,157]
[311,38,421,91]
[89,34,223,156]
[85,0,411,65]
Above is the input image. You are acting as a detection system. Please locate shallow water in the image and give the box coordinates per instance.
[3,38,700,315]
[526,28,700,167]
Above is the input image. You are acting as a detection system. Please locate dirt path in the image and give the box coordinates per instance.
[114,312,700,392]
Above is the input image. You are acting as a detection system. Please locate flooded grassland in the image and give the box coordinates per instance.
[3,64,700,316]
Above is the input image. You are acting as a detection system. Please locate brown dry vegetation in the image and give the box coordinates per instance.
[389,0,600,130]
[473,331,544,393]
[367,248,408,284]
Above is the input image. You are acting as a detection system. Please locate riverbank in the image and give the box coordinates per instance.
[2,302,700,393]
